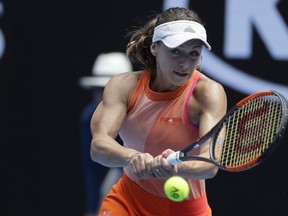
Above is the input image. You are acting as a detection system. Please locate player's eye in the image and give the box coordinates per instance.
[190,51,200,57]
[170,49,181,56]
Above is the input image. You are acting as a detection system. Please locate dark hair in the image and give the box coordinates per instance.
[126,7,204,74]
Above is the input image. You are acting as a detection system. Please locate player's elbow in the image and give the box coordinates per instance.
[90,140,98,163]
[206,166,219,179]
[90,136,103,163]
[196,163,219,179]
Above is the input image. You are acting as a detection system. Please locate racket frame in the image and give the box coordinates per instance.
[167,90,288,172]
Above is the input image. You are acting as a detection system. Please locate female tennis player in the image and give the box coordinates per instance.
[90,7,227,216]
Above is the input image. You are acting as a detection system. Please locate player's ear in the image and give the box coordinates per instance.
[150,43,157,56]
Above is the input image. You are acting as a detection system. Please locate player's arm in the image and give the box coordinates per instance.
[160,77,227,179]
[180,77,227,178]
[90,72,138,166]
[90,72,154,178]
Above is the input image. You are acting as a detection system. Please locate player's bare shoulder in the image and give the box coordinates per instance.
[194,73,227,108]
[107,71,142,92]
[105,71,143,104]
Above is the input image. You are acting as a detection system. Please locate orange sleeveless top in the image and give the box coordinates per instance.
[119,70,206,199]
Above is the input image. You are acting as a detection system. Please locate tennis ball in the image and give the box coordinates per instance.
[164,176,190,202]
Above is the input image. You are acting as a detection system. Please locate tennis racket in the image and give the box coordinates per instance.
[167,90,288,172]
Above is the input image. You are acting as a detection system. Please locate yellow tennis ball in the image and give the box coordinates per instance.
[164,176,190,202]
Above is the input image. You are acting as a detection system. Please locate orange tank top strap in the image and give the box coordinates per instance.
[127,70,201,111]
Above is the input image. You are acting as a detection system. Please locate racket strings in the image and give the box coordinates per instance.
[215,95,283,170]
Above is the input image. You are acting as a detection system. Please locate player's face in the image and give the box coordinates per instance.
[151,40,203,90]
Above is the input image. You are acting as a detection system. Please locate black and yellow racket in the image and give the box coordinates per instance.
[167,90,288,172]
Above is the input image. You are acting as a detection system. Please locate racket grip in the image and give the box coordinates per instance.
[166,151,183,165]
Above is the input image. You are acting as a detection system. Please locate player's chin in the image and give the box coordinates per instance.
[172,72,190,85]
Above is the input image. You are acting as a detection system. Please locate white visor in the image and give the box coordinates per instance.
[152,20,211,50]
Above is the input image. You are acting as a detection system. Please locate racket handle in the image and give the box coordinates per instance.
[166,151,183,165]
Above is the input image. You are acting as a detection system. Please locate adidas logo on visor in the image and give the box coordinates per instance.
[184,26,195,33]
